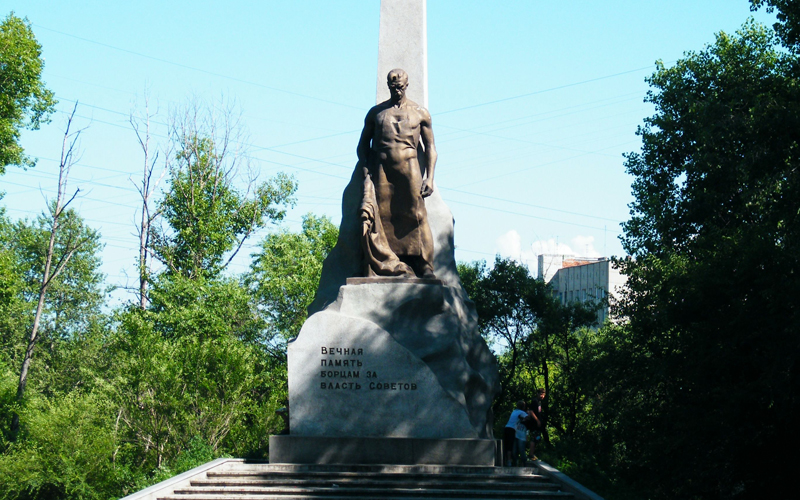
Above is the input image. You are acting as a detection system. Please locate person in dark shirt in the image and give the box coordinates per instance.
[528,388,546,460]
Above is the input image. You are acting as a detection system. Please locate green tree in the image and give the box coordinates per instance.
[0,13,56,173]
[246,213,338,357]
[7,209,104,400]
[0,390,122,500]
[459,257,595,444]
[536,303,596,440]
[459,258,546,397]
[751,0,800,50]
[9,109,97,435]
[151,102,296,280]
[0,208,27,368]
[12,209,103,335]
[110,101,299,477]
[609,19,799,498]
[112,273,285,473]
[0,207,117,500]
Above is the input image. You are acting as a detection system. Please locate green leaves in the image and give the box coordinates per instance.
[246,213,338,349]
[10,207,104,335]
[152,132,296,280]
[458,257,596,441]
[624,20,790,260]
[0,388,121,500]
[0,13,56,172]
[607,16,800,499]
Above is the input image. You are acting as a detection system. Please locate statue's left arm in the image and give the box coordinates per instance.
[420,109,437,198]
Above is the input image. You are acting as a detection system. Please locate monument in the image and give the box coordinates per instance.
[359,68,437,279]
[270,0,500,466]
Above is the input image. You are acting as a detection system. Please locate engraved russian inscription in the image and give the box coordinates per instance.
[315,345,416,391]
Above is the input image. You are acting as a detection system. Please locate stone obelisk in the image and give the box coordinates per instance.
[271,0,500,466]
[376,0,428,109]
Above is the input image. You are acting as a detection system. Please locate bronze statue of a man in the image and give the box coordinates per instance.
[357,69,438,279]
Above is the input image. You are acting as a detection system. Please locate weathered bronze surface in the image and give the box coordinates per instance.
[357,69,438,278]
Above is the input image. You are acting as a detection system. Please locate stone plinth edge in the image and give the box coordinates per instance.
[119,458,242,500]
[269,435,497,466]
[536,460,606,500]
[345,277,444,285]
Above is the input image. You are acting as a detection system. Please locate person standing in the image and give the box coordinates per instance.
[528,388,546,460]
[503,400,528,466]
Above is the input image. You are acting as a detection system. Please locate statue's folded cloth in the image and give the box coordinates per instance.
[360,167,415,277]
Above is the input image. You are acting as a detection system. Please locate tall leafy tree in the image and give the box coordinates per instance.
[459,258,547,397]
[0,13,56,173]
[459,257,595,442]
[246,213,338,357]
[112,100,299,476]
[150,101,296,280]
[612,18,799,498]
[114,276,271,470]
[751,0,800,50]
[0,208,27,367]
[9,108,98,435]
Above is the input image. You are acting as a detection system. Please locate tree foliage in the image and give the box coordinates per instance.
[0,13,56,173]
[11,208,104,337]
[113,276,276,470]
[247,213,338,355]
[150,102,296,280]
[751,0,800,50]
[0,92,312,498]
[458,257,595,444]
[597,18,800,499]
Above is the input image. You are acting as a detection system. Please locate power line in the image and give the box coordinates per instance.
[443,198,623,234]
[3,79,648,239]
[33,24,363,111]
[439,90,644,132]
[437,64,661,115]
[47,80,645,187]
[439,186,622,224]
[451,139,640,189]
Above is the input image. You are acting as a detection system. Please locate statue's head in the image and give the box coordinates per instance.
[387,69,409,101]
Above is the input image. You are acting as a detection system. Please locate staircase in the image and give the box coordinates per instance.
[125,460,603,500]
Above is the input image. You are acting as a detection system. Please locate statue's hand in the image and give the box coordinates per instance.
[421,178,434,198]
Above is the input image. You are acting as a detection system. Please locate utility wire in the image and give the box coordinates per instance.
[444,199,623,234]
[33,24,363,111]
[438,64,661,115]
[439,186,622,224]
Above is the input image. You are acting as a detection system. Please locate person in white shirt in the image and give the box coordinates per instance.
[503,400,528,466]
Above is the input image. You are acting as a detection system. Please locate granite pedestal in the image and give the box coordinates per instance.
[278,279,499,466]
[269,435,498,466]
[288,281,496,439]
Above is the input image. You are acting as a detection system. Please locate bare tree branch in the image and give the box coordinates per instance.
[11,103,88,435]
[130,91,168,309]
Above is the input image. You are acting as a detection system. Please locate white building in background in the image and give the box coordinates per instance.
[537,254,627,325]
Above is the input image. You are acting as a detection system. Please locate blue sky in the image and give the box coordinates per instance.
[2,1,776,305]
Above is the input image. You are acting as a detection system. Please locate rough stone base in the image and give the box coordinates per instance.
[269,435,498,466]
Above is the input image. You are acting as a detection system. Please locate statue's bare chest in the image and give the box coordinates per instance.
[375,107,421,140]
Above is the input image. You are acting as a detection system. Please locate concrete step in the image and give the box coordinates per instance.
[160,496,570,500]
[161,486,573,499]
[206,470,553,483]
[128,459,598,500]
[192,477,558,488]
[223,463,538,475]
[160,465,573,499]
